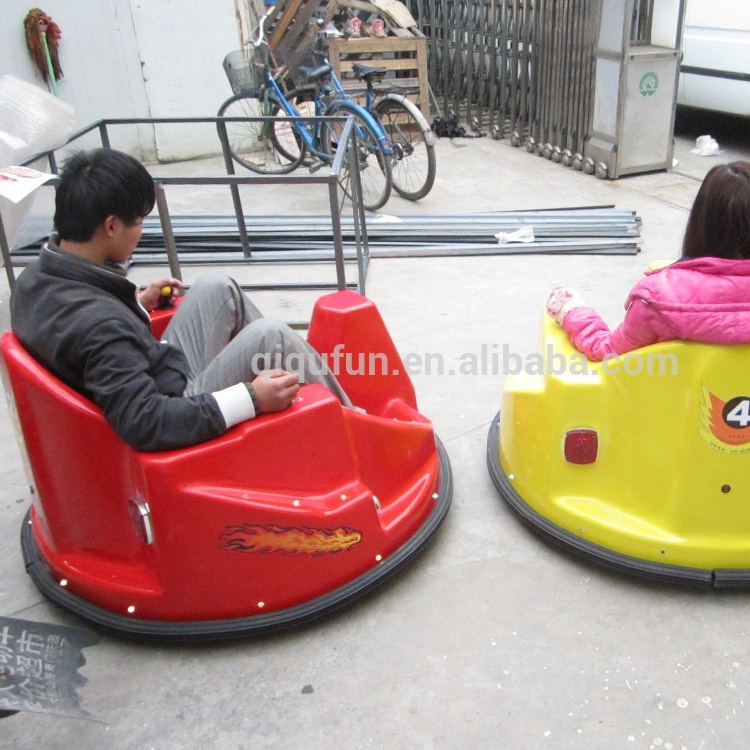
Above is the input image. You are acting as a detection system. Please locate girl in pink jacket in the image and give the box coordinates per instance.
[547,161,750,361]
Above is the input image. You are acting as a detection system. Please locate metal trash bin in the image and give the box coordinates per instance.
[585,0,686,179]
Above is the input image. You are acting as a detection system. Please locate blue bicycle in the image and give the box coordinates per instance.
[217,9,436,209]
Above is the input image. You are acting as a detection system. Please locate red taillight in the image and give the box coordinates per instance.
[564,429,598,464]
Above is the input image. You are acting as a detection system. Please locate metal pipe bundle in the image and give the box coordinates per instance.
[124,206,640,264]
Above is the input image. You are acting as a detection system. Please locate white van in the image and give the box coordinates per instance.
[678,0,750,115]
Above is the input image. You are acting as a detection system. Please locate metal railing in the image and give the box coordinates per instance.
[1,114,370,295]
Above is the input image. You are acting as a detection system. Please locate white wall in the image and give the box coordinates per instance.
[0,0,243,162]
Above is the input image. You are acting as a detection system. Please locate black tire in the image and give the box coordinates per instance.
[374,96,436,201]
[322,100,392,212]
[217,93,306,174]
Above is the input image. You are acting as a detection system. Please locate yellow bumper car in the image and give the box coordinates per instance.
[487,314,750,586]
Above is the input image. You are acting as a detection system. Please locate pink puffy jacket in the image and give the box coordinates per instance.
[562,257,750,361]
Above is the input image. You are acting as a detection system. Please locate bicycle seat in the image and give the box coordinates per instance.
[351,63,388,81]
[297,64,332,84]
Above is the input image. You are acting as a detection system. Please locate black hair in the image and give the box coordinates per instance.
[682,161,750,260]
[53,148,155,242]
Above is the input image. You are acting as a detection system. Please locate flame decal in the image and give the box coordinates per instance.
[220,524,362,556]
[699,386,750,453]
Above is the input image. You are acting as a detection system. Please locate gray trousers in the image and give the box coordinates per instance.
[162,273,351,406]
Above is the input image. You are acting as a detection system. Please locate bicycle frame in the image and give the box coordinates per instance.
[265,66,393,159]
[311,47,395,155]
[250,10,392,161]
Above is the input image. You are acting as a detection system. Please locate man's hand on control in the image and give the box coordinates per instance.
[250,370,300,413]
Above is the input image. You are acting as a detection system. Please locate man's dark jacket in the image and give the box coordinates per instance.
[10,244,225,450]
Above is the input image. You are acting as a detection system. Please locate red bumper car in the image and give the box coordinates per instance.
[1,290,451,640]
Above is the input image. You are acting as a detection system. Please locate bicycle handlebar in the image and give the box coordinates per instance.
[252,6,275,48]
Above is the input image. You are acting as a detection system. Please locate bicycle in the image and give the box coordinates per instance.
[290,51,437,202]
[217,9,436,208]
[217,9,391,211]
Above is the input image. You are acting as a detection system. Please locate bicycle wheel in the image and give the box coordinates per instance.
[271,109,307,165]
[374,95,436,201]
[280,88,319,166]
[217,93,306,174]
[322,101,392,212]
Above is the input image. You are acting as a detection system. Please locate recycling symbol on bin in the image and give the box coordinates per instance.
[639,72,659,97]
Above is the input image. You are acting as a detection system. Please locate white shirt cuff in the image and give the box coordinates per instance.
[212,382,256,428]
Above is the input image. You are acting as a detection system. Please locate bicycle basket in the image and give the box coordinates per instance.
[223,49,263,95]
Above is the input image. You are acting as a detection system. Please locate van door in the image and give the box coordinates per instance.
[679,0,750,115]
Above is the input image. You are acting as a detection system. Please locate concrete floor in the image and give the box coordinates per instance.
[2,110,750,749]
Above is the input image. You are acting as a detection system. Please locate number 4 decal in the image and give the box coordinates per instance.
[723,396,750,429]
[700,387,750,452]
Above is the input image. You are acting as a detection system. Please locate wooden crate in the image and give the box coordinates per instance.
[327,35,429,119]
[266,0,326,74]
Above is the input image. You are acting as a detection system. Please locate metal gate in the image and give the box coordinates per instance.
[405,0,602,167]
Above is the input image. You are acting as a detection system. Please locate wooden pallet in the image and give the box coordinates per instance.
[266,0,329,74]
[327,35,429,118]
[264,0,429,116]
